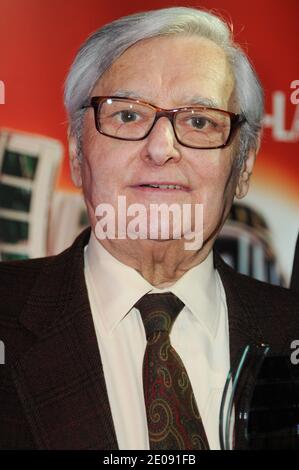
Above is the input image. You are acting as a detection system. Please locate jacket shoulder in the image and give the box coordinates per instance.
[215,252,299,324]
[0,228,91,326]
[0,257,50,320]
[227,263,299,308]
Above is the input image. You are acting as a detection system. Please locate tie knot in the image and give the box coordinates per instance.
[135,293,184,339]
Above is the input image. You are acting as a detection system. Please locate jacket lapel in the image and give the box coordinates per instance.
[11,228,118,449]
[214,252,267,449]
[214,251,265,368]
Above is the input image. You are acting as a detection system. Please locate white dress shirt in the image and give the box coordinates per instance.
[84,231,230,450]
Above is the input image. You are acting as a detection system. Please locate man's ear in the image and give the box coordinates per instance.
[235,149,255,199]
[68,129,82,188]
[235,134,261,199]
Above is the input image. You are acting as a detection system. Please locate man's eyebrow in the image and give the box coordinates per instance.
[111,90,143,99]
[181,96,219,108]
[110,90,219,108]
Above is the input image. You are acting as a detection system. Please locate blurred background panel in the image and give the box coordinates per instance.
[0,130,62,259]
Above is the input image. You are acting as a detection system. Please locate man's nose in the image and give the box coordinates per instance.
[140,117,182,165]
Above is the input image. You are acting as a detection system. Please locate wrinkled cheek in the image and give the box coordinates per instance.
[201,174,235,238]
[202,194,222,227]
[81,164,95,203]
[81,163,104,213]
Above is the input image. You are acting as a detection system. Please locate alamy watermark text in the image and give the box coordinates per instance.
[94,196,204,250]
[0,80,5,104]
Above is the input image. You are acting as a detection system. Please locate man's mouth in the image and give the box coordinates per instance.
[140,183,183,190]
[132,182,190,191]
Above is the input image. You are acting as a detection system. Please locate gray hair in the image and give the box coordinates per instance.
[64,6,264,167]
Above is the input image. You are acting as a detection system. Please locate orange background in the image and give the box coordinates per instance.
[0,0,298,199]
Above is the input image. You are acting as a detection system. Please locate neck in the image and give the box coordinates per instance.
[97,237,214,287]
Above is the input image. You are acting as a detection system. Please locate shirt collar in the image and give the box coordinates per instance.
[84,231,221,337]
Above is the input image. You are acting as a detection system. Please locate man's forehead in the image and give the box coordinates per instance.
[98,34,230,80]
[92,35,235,110]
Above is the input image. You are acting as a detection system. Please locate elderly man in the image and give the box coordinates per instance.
[0,7,298,451]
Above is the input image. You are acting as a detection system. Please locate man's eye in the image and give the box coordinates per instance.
[118,110,138,122]
[190,116,210,129]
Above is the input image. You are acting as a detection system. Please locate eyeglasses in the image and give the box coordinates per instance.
[81,96,245,149]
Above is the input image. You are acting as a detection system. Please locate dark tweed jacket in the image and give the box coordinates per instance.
[0,228,298,449]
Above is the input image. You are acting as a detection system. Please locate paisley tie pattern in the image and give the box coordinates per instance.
[135,292,209,450]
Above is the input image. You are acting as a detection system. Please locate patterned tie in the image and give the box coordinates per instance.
[135,292,209,450]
